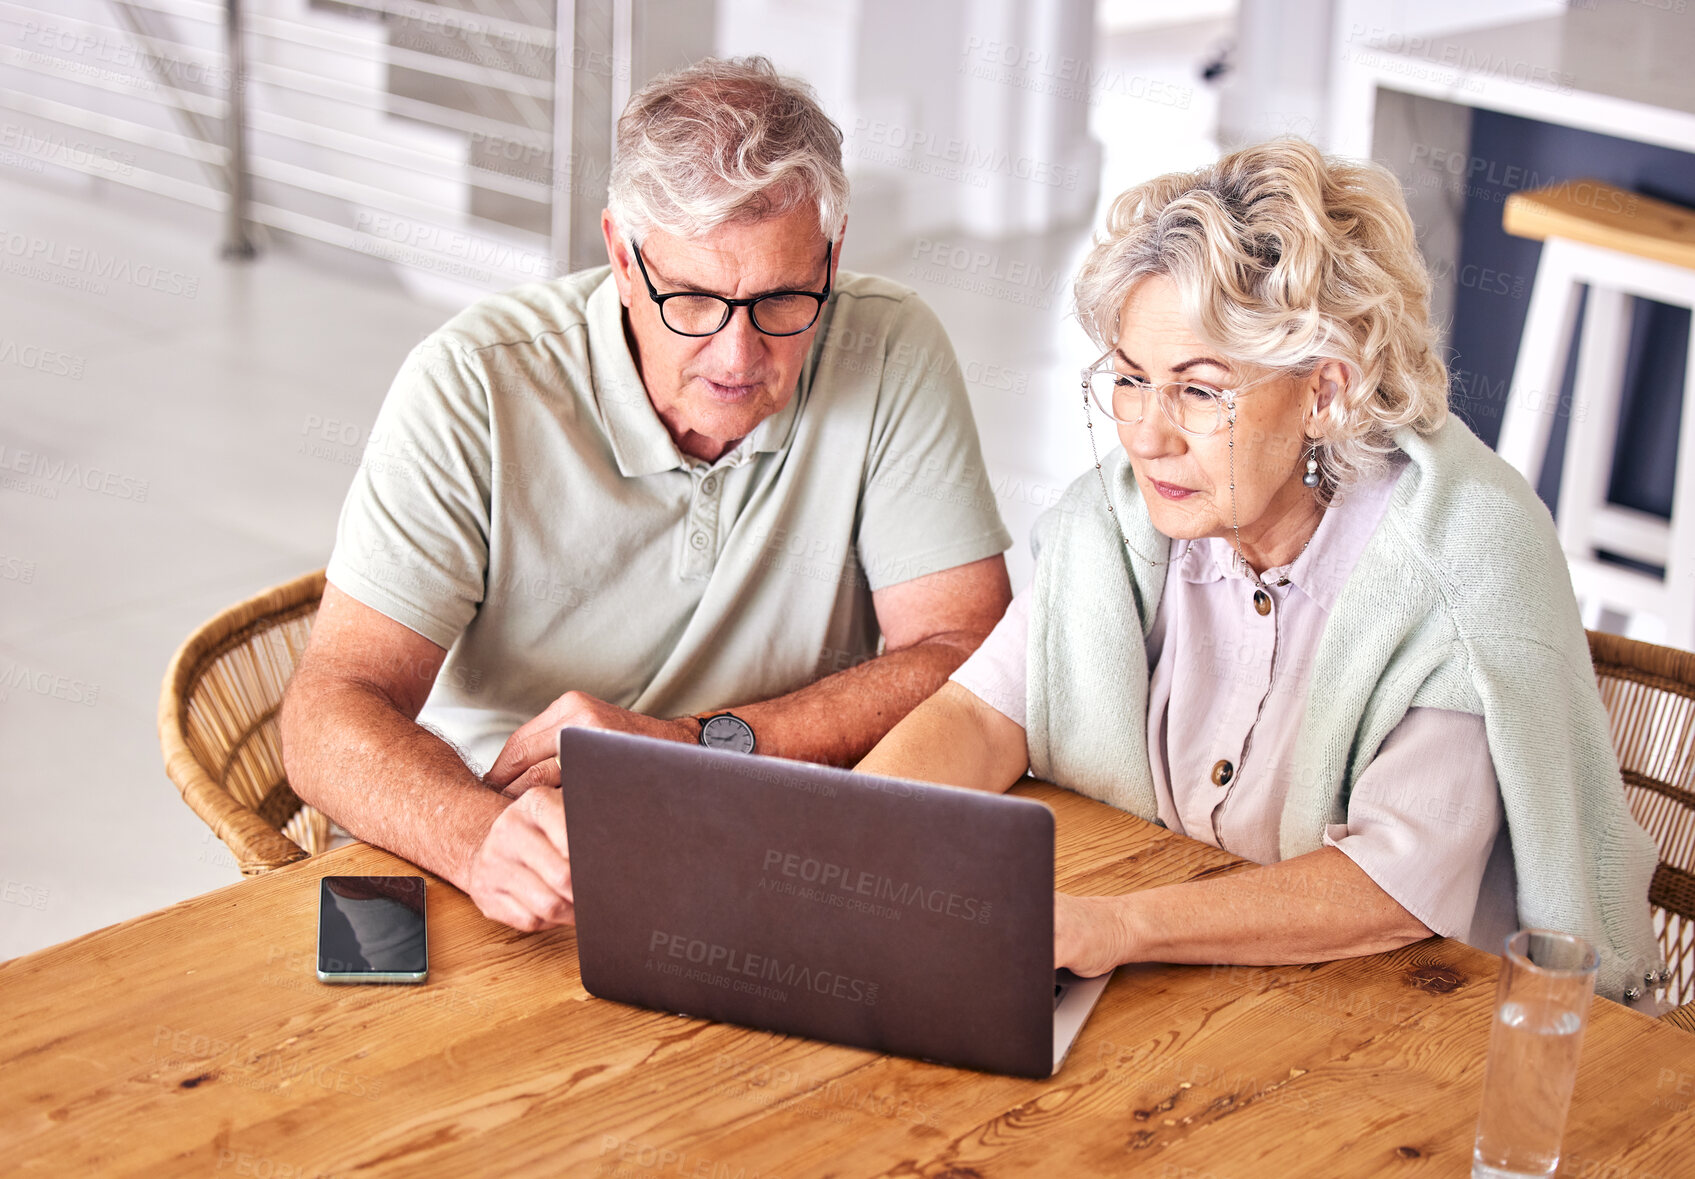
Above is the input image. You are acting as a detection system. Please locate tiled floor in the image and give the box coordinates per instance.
[0,21,1226,960]
[0,180,452,959]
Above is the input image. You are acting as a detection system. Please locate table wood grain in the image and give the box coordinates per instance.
[3,783,1692,1178]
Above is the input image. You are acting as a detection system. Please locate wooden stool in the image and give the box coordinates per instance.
[1498,179,1695,649]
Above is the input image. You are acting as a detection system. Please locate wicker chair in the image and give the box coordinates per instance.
[1587,630,1695,1030]
[159,569,332,874]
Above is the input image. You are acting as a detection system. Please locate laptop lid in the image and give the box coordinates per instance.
[560,727,1057,1078]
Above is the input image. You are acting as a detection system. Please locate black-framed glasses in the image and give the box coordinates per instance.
[629,239,832,337]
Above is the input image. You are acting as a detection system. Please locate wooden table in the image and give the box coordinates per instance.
[4,783,1692,1177]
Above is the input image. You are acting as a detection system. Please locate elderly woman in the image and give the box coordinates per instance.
[858,139,1663,1008]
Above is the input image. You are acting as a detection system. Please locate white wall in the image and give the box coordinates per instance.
[717,0,1101,244]
[1217,0,1567,152]
[1338,0,1564,39]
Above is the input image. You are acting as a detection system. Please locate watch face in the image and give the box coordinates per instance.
[700,714,755,754]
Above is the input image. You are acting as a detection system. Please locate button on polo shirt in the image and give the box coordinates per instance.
[326,266,1012,771]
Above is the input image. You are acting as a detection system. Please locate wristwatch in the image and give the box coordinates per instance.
[697,712,756,754]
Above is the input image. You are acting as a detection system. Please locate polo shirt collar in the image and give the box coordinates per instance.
[586,273,685,477]
[740,381,802,457]
[585,272,802,476]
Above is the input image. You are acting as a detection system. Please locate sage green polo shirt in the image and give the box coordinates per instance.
[325,267,1011,770]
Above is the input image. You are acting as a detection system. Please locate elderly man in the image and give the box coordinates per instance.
[280,57,1013,933]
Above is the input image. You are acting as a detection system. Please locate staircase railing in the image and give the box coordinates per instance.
[2,0,613,291]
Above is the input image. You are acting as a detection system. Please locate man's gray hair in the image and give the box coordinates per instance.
[607,56,848,244]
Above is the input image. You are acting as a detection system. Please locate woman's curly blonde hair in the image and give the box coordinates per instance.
[1074,137,1448,493]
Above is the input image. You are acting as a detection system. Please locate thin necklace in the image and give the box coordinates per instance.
[1227,417,1323,589]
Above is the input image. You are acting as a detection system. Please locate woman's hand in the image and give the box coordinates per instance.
[1054,892,1133,977]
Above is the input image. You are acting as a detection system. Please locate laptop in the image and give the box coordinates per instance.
[558,727,1114,1078]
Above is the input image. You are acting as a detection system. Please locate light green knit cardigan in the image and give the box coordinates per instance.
[1025,415,1663,1004]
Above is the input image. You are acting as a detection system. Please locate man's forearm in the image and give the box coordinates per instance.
[721,632,987,766]
[1111,847,1435,966]
[280,673,507,888]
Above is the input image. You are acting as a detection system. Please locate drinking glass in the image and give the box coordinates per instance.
[1472,929,1599,1179]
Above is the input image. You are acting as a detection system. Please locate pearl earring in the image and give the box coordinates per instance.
[1302,444,1320,488]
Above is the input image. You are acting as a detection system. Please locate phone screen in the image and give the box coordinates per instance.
[317,875,428,983]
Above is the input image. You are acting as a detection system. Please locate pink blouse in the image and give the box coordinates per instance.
[951,457,1518,952]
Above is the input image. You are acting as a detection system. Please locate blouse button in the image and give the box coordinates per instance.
[1252,589,1271,616]
[1210,759,1234,787]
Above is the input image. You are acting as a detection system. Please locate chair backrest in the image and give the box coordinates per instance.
[1587,630,1695,1009]
[159,570,330,874]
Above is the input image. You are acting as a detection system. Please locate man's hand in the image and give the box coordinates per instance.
[484,690,699,797]
[464,785,576,931]
[1054,892,1133,978]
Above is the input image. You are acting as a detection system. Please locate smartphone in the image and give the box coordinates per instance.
[316,875,429,984]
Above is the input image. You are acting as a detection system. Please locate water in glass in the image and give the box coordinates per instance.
[1472,1000,1587,1178]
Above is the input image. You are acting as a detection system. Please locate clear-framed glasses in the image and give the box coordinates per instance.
[1082,350,1274,438]
[630,239,833,337]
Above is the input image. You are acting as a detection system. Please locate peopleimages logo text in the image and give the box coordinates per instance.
[647,930,880,1006]
[762,849,993,924]
[0,443,149,502]
[0,230,198,297]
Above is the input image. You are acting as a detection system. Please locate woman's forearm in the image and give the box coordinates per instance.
[855,682,1029,793]
[1091,846,1435,969]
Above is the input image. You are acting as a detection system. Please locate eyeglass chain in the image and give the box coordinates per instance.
[1082,381,1325,590]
